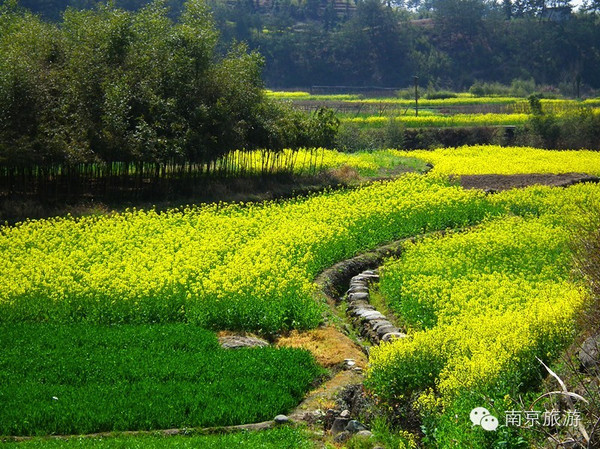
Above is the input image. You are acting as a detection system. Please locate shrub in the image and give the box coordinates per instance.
[423,90,458,100]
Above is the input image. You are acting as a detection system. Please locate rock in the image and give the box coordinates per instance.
[274,414,290,424]
[219,335,269,349]
[365,313,389,322]
[340,409,351,418]
[369,320,393,331]
[356,430,373,438]
[344,359,356,369]
[302,410,324,424]
[350,274,367,284]
[347,285,369,294]
[361,313,387,323]
[348,292,369,302]
[324,409,338,430]
[347,302,375,312]
[348,306,375,317]
[333,431,352,443]
[336,384,371,418]
[330,417,350,435]
[356,310,385,320]
[381,332,407,342]
[349,280,367,287]
[345,419,369,433]
[580,335,600,373]
[376,325,400,338]
[360,273,380,280]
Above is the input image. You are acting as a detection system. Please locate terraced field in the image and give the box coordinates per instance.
[3,145,599,448]
[267,90,600,123]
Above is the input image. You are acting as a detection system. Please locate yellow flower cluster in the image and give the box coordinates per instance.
[264,90,360,101]
[399,145,600,175]
[265,91,524,105]
[0,174,491,333]
[345,113,529,128]
[222,148,398,176]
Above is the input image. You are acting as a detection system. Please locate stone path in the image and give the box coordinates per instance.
[346,270,406,345]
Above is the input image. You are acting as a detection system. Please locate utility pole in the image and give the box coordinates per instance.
[414,75,419,117]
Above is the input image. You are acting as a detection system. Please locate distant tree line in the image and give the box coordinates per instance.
[0,0,338,197]
[12,0,600,93]
[215,0,600,92]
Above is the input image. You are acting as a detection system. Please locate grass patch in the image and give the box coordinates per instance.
[276,326,367,369]
[368,287,404,331]
[0,324,324,436]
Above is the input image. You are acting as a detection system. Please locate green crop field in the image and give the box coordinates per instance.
[0,324,323,436]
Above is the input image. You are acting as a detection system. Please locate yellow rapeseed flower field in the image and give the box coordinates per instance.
[223,148,406,175]
[367,182,600,448]
[0,174,492,333]
[398,145,600,175]
[345,114,529,128]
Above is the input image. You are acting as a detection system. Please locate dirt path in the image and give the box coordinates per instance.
[458,173,599,192]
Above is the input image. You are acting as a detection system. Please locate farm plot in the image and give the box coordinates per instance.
[0,324,323,436]
[368,183,600,448]
[267,90,600,117]
[0,174,493,333]
[344,113,529,129]
[3,146,600,447]
[399,145,600,176]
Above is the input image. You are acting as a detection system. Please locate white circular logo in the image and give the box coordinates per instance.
[470,407,498,431]
[480,415,499,431]
[470,407,490,426]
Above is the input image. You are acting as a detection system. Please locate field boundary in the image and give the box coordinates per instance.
[1,421,278,443]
